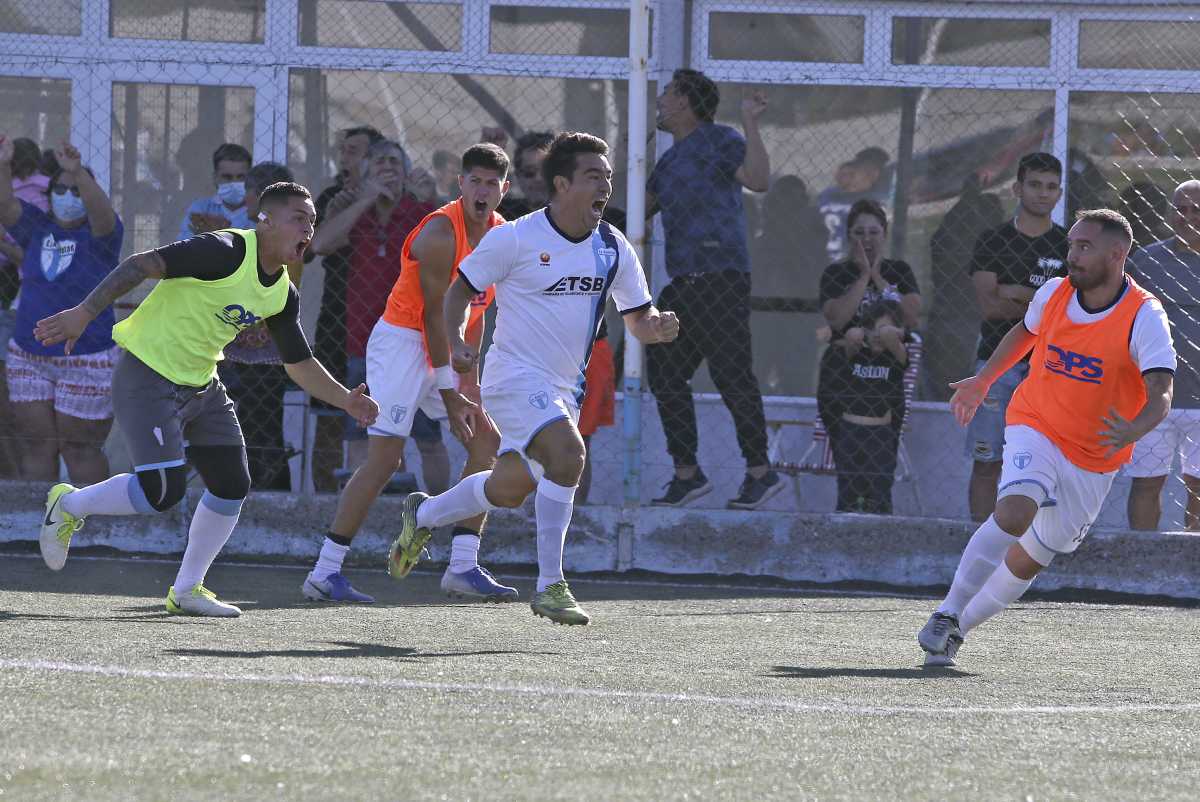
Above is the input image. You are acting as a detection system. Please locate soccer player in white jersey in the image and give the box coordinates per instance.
[387,132,679,625]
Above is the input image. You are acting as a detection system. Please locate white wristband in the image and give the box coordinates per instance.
[435,365,456,391]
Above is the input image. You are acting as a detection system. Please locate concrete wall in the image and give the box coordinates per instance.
[3,481,1197,601]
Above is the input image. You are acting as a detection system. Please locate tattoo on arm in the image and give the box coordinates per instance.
[82,250,165,317]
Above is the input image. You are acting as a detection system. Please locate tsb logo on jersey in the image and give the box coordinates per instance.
[543,276,606,296]
[1045,344,1103,384]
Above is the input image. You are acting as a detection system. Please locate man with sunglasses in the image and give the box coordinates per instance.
[1126,180,1200,530]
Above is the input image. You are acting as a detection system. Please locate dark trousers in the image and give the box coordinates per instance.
[646,271,768,469]
[829,419,899,514]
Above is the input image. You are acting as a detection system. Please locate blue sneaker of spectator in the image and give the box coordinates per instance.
[302,572,375,604]
[440,566,519,603]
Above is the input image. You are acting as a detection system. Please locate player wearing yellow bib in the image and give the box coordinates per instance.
[32,182,379,617]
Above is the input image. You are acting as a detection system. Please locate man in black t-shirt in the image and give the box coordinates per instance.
[965,152,1067,521]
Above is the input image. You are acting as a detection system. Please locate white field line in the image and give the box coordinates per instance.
[0,552,930,600]
[2,657,1198,717]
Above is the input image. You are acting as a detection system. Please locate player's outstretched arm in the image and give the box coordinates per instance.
[33,249,166,354]
[949,320,1036,426]
[624,305,680,344]
[285,358,379,428]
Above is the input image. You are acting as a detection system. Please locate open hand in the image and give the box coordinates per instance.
[441,389,481,444]
[342,384,379,428]
[1099,407,1137,457]
[34,305,94,354]
[948,375,990,426]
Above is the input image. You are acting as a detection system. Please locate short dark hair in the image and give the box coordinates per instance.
[10,137,41,179]
[342,125,383,145]
[1017,152,1062,183]
[211,143,252,172]
[854,147,890,168]
[257,181,312,213]
[367,138,411,172]
[461,143,510,178]
[542,132,608,198]
[514,131,555,172]
[671,69,720,123]
[245,161,293,194]
[1075,208,1133,244]
[432,149,455,170]
[847,198,888,233]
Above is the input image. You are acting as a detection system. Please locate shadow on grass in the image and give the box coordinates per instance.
[767,665,978,679]
[634,607,902,618]
[163,641,561,660]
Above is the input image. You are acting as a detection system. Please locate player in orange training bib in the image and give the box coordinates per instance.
[918,209,1176,667]
[303,144,516,604]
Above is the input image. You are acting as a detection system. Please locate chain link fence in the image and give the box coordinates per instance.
[1,1,1199,532]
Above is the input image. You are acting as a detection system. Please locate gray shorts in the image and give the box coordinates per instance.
[964,360,1029,463]
[113,351,244,471]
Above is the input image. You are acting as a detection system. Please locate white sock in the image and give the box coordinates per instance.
[938,515,1019,616]
[311,537,350,582]
[449,534,481,573]
[61,474,149,517]
[172,492,243,596]
[535,478,576,592]
[415,471,495,529]
[959,563,1035,634]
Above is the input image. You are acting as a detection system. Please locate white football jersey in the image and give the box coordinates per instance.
[458,209,652,397]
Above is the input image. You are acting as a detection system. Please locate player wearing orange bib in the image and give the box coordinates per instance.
[303,144,515,604]
[918,209,1175,666]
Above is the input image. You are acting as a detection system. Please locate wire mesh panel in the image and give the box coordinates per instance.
[1,0,1199,535]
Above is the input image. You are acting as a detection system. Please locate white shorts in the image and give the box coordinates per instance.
[364,320,447,438]
[997,425,1116,566]
[1127,408,1200,478]
[483,372,579,481]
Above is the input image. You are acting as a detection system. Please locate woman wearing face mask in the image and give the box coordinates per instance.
[0,137,123,484]
[817,199,921,470]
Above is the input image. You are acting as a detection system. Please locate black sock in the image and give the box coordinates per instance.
[451,526,479,539]
[326,531,353,547]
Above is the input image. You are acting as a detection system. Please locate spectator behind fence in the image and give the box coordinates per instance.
[0,138,123,484]
[408,166,439,206]
[309,126,382,490]
[829,299,910,514]
[497,131,554,220]
[750,174,826,301]
[1119,182,1171,250]
[178,143,252,240]
[817,147,892,264]
[1126,179,1200,530]
[925,176,1005,401]
[0,137,48,476]
[646,68,779,509]
[310,138,441,480]
[818,200,920,462]
[965,152,1066,522]
[432,149,460,203]
[220,161,297,491]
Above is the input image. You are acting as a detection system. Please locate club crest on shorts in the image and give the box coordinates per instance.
[528,391,549,410]
[1013,451,1033,469]
[391,405,407,424]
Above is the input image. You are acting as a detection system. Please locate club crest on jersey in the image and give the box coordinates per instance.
[1045,344,1103,384]
[391,405,407,424]
[214,304,263,330]
[528,391,549,410]
[595,246,618,270]
[539,252,551,265]
[40,234,76,281]
[1013,451,1033,470]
